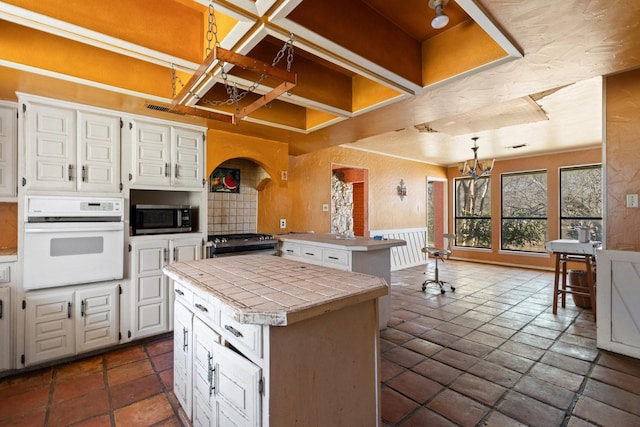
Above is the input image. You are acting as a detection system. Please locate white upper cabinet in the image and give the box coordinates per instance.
[0,104,17,197]
[127,119,205,190]
[21,96,121,193]
[77,111,121,193]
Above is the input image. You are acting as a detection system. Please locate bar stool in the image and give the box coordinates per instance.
[552,252,597,320]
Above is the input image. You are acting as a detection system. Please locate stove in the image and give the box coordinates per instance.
[208,233,277,257]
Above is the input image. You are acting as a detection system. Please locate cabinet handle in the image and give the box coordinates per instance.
[328,256,339,260]
[207,351,215,396]
[68,164,74,181]
[195,303,208,313]
[224,324,243,338]
[286,249,294,253]
[163,248,169,263]
[175,163,179,178]
[173,247,177,262]
[81,165,86,182]
[0,300,3,319]
[165,163,169,177]
[305,252,315,256]
[81,300,85,317]
[174,289,184,296]
[67,302,72,319]
[182,327,188,351]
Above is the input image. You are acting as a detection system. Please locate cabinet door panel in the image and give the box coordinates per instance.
[213,343,261,427]
[0,106,16,197]
[24,102,76,191]
[78,112,120,192]
[130,121,170,186]
[131,240,168,338]
[25,291,74,365]
[0,286,11,370]
[76,284,119,352]
[172,127,203,188]
[174,301,193,418]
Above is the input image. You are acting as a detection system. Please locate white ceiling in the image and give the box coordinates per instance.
[347,76,603,166]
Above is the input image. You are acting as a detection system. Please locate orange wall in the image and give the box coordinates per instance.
[257,146,448,234]
[604,69,640,251]
[0,203,18,249]
[446,148,602,269]
[206,128,289,187]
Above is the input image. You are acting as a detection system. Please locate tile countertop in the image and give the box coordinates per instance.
[545,239,602,256]
[163,254,388,327]
[0,247,18,262]
[276,232,406,251]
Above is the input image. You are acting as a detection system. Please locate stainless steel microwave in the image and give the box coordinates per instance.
[131,204,192,235]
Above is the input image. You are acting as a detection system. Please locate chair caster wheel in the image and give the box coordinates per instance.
[451,286,456,292]
[421,285,426,291]
[440,289,445,295]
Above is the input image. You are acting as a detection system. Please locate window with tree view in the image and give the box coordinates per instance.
[501,171,548,252]
[455,177,491,248]
[560,165,602,242]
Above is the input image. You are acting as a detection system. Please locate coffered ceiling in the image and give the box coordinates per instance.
[1,1,639,166]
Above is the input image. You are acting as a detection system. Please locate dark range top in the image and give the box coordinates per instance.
[208,233,276,256]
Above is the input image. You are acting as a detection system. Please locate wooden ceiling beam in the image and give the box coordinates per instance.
[234,80,297,121]
[171,46,297,123]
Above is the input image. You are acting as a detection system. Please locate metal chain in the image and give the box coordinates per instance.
[206,0,219,56]
[174,1,295,111]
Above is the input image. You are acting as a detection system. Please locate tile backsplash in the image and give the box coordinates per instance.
[208,159,269,235]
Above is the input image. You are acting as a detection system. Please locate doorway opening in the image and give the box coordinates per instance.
[331,165,369,237]
[427,177,448,249]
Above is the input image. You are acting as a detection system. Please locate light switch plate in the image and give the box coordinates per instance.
[322,204,329,212]
[627,194,639,208]
[280,218,286,228]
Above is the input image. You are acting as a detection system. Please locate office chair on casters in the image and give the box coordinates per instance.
[421,234,456,294]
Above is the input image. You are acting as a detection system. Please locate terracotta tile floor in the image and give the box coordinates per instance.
[382,260,640,426]
[1,260,640,426]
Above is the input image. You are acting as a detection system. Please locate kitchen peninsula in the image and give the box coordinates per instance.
[276,233,406,328]
[163,254,387,426]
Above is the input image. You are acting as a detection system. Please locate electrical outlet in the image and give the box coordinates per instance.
[627,194,639,208]
[280,218,286,228]
[322,204,329,212]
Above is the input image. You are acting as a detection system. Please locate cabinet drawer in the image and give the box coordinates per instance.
[323,249,350,268]
[192,292,218,327]
[300,245,322,262]
[280,242,300,257]
[220,310,262,359]
[0,264,10,283]
[173,281,193,306]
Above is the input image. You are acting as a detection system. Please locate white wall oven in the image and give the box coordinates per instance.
[23,196,124,290]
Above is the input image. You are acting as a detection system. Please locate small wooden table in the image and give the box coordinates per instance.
[545,240,601,320]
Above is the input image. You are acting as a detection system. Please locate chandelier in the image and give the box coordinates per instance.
[458,137,494,179]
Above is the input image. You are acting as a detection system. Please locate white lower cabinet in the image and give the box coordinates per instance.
[24,281,120,366]
[0,286,11,371]
[130,236,203,339]
[174,300,193,417]
[174,288,261,427]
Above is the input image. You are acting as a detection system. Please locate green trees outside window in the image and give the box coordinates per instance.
[455,177,491,248]
[501,171,548,252]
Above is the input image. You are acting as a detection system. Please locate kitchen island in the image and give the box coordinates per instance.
[163,254,387,427]
[276,233,406,328]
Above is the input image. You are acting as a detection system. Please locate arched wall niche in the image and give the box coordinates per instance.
[205,129,289,235]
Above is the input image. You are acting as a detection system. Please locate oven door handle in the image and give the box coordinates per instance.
[25,223,124,233]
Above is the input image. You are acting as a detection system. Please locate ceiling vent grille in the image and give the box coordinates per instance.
[145,103,173,113]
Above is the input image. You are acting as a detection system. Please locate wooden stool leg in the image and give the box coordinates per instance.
[560,254,568,308]
[553,253,561,314]
[585,255,597,321]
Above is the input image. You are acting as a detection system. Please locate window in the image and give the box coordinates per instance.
[455,177,491,248]
[560,165,602,241]
[501,171,548,252]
